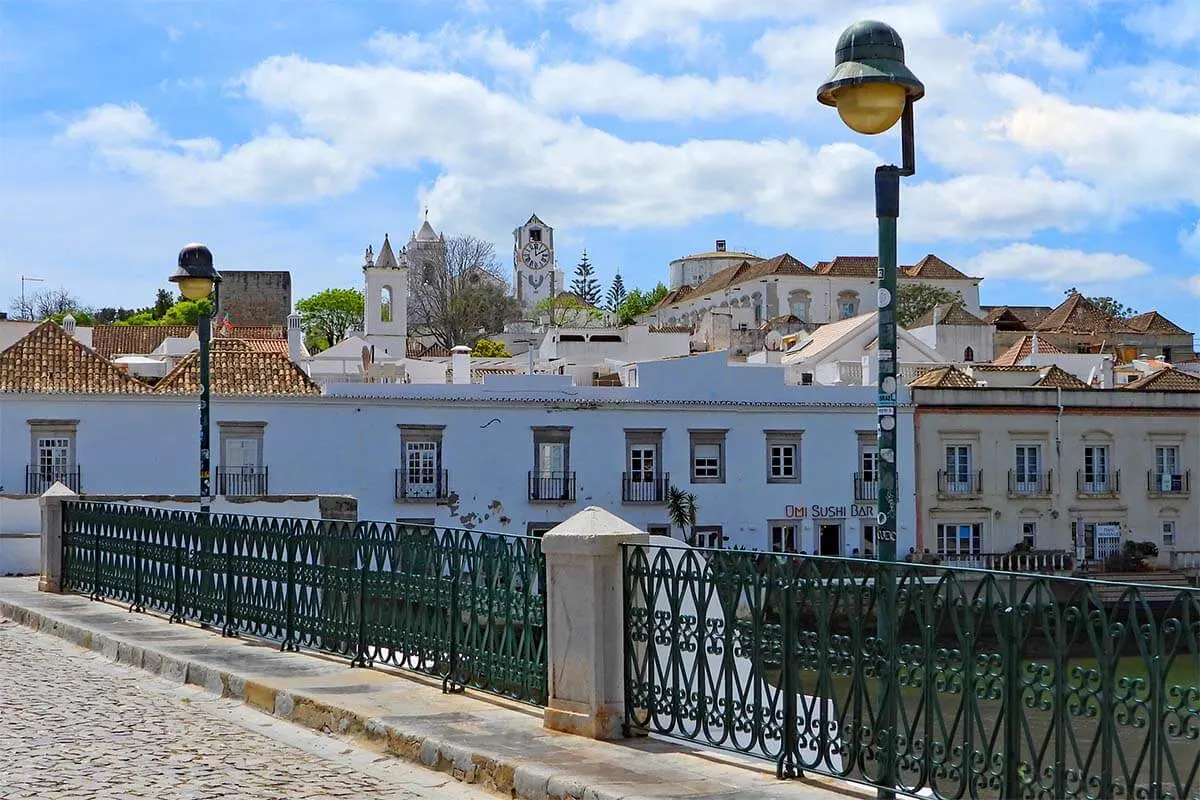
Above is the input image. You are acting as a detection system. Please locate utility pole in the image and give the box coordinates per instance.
[19,276,43,320]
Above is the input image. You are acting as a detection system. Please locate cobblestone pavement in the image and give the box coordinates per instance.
[0,618,493,800]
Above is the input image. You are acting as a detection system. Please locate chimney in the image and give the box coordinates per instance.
[287,312,304,363]
[715,240,727,252]
[1031,333,1040,355]
[62,313,76,337]
[451,345,472,385]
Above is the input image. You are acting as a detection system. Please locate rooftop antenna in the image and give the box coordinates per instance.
[20,276,44,320]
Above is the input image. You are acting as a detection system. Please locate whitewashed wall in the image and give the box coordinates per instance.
[0,357,919,552]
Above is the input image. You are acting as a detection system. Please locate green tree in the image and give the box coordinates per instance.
[296,288,364,351]
[897,283,962,328]
[666,485,698,545]
[570,250,602,307]
[534,292,606,326]
[408,234,522,348]
[606,272,627,312]
[1064,288,1136,320]
[92,307,140,324]
[49,309,95,326]
[615,282,669,325]
[471,338,512,357]
[153,288,174,319]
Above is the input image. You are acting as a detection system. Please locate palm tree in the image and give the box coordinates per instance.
[665,486,698,544]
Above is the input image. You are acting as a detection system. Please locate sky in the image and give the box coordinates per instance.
[1,0,1198,333]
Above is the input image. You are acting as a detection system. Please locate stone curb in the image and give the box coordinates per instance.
[0,598,636,800]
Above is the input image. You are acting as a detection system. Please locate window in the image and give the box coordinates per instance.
[1162,520,1176,547]
[1083,522,1122,561]
[532,427,571,500]
[36,437,71,476]
[943,444,973,493]
[646,524,670,537]
[1083,445,1110,490]
[380,285,393,322]
[218,422,267,495]
[771,523,800,553]
[398,425,445,500]
[936,523,982,558]
[693,526,724,548]
[629,445,657,481]
[801,373,814,386]
[838,292,859,320]
[861,525,876,557]
[690,430,726,483]
[765,430,802,483]
[1154,446,1182,491]
[1022,522,1037,549]
[963,346,975,362]
[789,292,810,322]
[28,420,79,493]
[529,228,542,242]
[1013,445,1041,492]
[625,429,665,502]
[526,521,559,537]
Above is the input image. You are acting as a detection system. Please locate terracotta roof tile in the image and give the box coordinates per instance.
[1033,365,1092,389]
[0,320,148,394]
[982,305,1053,327]
[1119,367,1200,392]
[239,338,291,354]
[655,253,812,307]
[816,256,877,277]
[1124,311,1192,336]
[909,302,985,329]
[1035,294,1129,334]
[154,347,320,396]
[406,341,452,358]
[902,254,971,280]
[982,307,1029,330]
[991,334,1065,366]
[908,365,977,388]
[91,324,285,358]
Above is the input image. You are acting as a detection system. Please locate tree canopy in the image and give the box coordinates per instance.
[1065,288,1136,320]
[471,338,512,357]
[615,283,670,325]
[408,234,522,348]
[897,283,962,328]
[605,272,627,312]
[295,288,364,352]
[570,251,602,307]
[534,293,606,326]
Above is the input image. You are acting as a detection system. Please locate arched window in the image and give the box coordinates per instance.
[380,286,393,323]
[963,346,975,362]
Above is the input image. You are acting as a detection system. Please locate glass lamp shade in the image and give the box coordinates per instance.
[834,82,908,135]
[175,276,215,301]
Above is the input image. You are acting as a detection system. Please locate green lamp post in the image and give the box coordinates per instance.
[818,21,924,800]
[169,243,222,517]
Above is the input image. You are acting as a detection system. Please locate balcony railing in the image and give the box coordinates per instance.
[216,466,269,496]
[1007,469,1052,496]
[853,473,878,501]
[394,468,449,501]
[528,471,576,502]
[1148,470,1190,495]
[622,472,669,503]
[26,465,80,494]
[1077,469,1120,496]
[937,469,982,497]
[1169,551,1200,573]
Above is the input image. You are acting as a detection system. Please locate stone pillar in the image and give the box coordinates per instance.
[541,506,646,739]
[38,482,78,593]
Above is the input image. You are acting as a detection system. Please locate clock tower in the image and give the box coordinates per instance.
[513,214,561,311]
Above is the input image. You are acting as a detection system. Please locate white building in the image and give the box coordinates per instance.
[668,240,762,290]
[0,321,917,554]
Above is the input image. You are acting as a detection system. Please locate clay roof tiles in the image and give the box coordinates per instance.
[656,253,812,307]
[908,365,978,388]
[903,254,972,280]
[1124,311,1192,336]
[991,334,1066,366]
[816,256,878,277]
[90,324,285,358]
[1119,367,1200,392]
[908,302,986,329]
[154,346,320,396]
[1035,293,1129,334]
[1033,365,1092,389]
[0,320,148,394]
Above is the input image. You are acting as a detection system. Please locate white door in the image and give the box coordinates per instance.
[37,437,71,476]
[405,441,438,498]
[945,445,971,492]
[1014,445,1041,493]
[629,445,657,482]
[225,438,259,470]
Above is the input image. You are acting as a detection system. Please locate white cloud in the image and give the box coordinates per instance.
[63,103,159,146]
[530,59,806,120]
[1125,0,1200,49]
[980,24,1089,71]
[570,0,807,48]
[1187,273,1200,299]
[966,243,1153,285]
[368,27,537,74]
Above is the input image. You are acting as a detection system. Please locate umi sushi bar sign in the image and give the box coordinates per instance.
[784,504,875,519]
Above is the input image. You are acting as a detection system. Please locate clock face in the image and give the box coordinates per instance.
[521,240,551,271]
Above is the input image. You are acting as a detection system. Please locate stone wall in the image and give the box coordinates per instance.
[219,270,292,327]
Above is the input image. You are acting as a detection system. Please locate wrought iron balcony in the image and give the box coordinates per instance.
[528,471,577,502]
[1148,470,1190,495]
[394,468,449,501]
[622,472,669,503]
[853,473,878,501]
[937,469,982,498]
[26,465,80,494]
[1076,469,1120,497]
[1007,469,1052,497]
[216,466,269,496]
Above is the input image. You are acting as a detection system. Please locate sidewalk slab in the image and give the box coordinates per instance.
[0,578,865,800]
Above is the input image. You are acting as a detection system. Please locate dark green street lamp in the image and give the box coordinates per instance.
[170,243,222,517]
[818,20,924,800]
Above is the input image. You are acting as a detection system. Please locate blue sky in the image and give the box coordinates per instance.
[1,0,1198,333]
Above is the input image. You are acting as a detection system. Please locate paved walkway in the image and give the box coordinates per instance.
[0,617,494,800]
[0,578,859,800]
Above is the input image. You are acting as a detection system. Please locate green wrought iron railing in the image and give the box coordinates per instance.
[622,543,1200,800]
[61,500,547,706]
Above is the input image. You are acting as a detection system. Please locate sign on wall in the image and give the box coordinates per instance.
[784,504,874,519]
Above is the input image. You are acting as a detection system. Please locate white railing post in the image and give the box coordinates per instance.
[38,483,78,593]
[540,506,646,739]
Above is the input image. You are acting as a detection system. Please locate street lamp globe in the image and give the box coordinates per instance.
[816,20,924,135]
[170,243,221,301]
